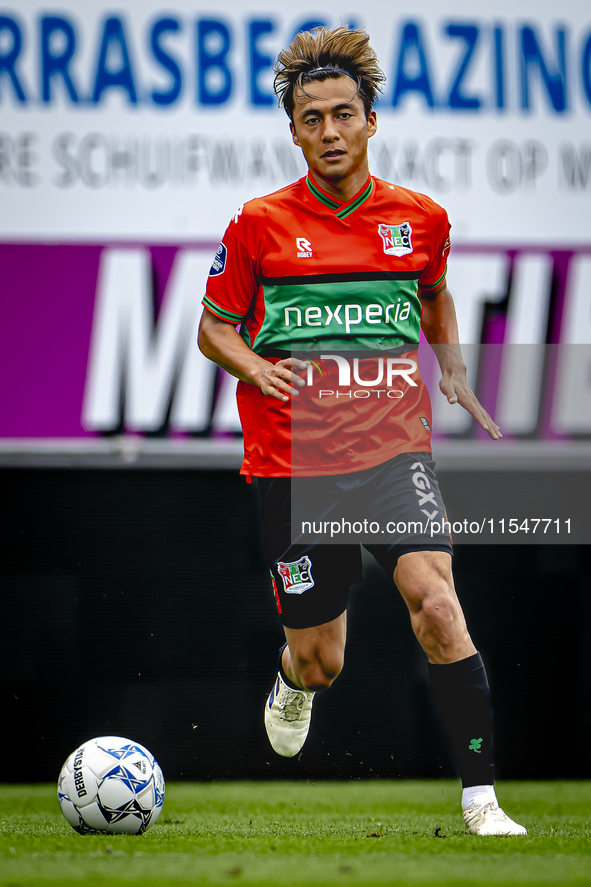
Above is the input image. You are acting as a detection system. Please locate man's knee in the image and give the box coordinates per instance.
[414,585,460,632]
[394,551,474,663]
[396,554,464,631]
[399,563,455,616]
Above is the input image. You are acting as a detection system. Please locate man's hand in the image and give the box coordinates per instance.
[199,309,309,401]
[254,358,308,402]
[439,367,502,441]
[419,282,503,441]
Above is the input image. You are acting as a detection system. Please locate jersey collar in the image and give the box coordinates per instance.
[305,174,374,220]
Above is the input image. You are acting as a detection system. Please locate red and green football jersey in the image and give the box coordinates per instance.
[203,174,450,477]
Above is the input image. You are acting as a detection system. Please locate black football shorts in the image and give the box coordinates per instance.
[257,452,453,629]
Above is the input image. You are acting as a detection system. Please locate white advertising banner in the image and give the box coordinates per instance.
[1,0,589,242]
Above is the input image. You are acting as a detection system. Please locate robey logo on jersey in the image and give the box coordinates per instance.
[296,237,313,258]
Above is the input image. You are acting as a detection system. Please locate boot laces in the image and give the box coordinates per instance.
[466,802,505,824]
[279,688,309,722]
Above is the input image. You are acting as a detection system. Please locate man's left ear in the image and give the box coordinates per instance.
[368,110,378,139]
[290,121,301,148]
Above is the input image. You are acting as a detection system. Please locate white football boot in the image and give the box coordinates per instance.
[264,672,315,757]
[463,802,527,836]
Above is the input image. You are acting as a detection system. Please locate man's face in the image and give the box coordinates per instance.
[290,76,377,184]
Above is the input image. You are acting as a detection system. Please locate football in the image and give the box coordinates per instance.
[57,736,165,835]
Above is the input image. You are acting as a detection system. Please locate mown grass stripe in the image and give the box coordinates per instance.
[1,781,589,886]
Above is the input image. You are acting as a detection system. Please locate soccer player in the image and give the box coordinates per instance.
[198,25,526,836]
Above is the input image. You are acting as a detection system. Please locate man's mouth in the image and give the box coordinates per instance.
[322,149,346,158]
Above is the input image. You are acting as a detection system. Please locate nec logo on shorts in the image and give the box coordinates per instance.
[277,556,314,594]
[296,237,313,258]
[378,222,413,257]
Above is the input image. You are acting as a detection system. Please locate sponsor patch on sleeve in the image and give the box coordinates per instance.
[209,242,227,277]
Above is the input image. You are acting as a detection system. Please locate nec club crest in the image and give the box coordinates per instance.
[277,557,314,594]
[378,222,413,257]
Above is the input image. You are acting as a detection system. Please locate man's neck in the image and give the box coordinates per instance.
[308,166,370,203]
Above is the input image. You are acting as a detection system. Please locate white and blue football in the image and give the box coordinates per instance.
[58,736,165,835]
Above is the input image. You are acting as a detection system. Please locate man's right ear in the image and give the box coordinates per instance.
[290,121,301,148]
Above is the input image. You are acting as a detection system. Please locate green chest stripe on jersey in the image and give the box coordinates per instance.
[245,278,421,353]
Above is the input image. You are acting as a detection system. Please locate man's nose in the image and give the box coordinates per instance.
[322,121,339,141]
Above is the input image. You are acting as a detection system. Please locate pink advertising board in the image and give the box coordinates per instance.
[1,241,590,441]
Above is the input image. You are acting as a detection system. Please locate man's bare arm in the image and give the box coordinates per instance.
[198,307,306,402]
[419,279,502,440]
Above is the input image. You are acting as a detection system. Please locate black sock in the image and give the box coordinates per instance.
[278,642,301,690]
[428,652,494,788]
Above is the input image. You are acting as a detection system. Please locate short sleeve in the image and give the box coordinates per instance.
[418,203,451,291]
[202,221,258,324]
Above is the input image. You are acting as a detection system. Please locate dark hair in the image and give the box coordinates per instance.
[274,25,386,120]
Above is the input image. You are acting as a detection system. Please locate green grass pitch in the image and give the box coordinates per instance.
[1,781,590,886]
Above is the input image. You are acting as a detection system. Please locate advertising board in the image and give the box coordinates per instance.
[0,0,589,458]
